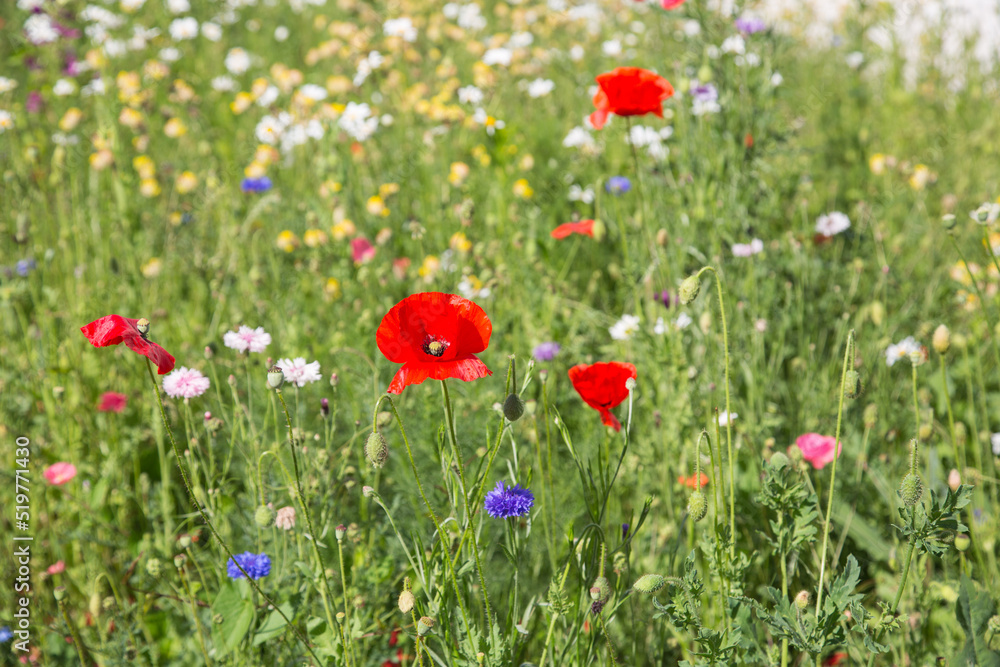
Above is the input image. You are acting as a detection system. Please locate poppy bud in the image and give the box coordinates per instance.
[417,616,435,636]
[590,576,612,603]
[362,485,375,498]
[768,451,790,471]
[844,370,862,398]
[204,345,214,360]
[398,590,415,614]
[955,534,970,552]
[503,393,525,421]
[255,505,276,528]
[267,365,284,389]
[178,535,192,549]
[365,431,389,468]
[794,590,809,610]
[687,490,707,522]
[863,403,878,429]
[900,472,923,507]
[948,468,961,491]
[633,574,666,594]
[942,214,957,231]
[54,586,67,602]
[679,274,701,304]
[932,325,950,354]
[136,318,150,336]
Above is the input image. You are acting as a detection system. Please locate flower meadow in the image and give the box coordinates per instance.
[3,0,1000,664]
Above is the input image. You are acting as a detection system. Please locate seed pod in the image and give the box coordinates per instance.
[365,431,389,468]
[932,325,950,354]
[267,365,284,389]
[417,616,435,636]
[633,574,666,594]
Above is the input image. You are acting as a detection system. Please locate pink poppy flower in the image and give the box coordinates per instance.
[351,237,376,264]
[97,392,127,413]
[47,561,66,575]
[792,433,841,469]
[44,462,77,485]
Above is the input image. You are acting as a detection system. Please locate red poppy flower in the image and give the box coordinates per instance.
[81,315,176,375]
[661,0,686,8]
[551,220,596,239]
[822,652,848,667]
[376,292,492,394]
[97,391,128,413]
[568,362,637,431]
[677,472,709,489]
[589,67,674,130]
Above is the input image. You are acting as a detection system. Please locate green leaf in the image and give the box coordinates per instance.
[955,576,1000,666]
[252,602,293,646]
[211,583,255,656]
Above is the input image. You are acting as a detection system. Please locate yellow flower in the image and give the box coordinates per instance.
[116,71,141,100]
[367,196,386,216]
[519,154,534,171]
[449,161,470,186]
[244,161,267,178]
[89,150,114,171]
[59,108,83,132]
[304,228,329,248]
[331,220,356,240]
[143,59,169,81]
[139,178,161,198]
[471,144,490,166]
[171,79,196,103]
[320,179,342,197]
[175,171,198,194]
[276,230,300,252]
[512,178,533,199]
[379,183,400,198]
[324,277,342,301]
[254,145,278,166]
[450,232,472,253]
[419,255,441,280]
[375,228,393,245]
[133,155,156,179]
[908,164,931,191]
[231,92,253,114]
[326,75,352,94]
[141,257,163,277]
[250,78,269,99]
[164,117,187,138]
[119,107,144,129]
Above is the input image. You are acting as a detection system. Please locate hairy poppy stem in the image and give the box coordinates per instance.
[142,358,320,664]
[814,329,855,622]
[275,389,340,656]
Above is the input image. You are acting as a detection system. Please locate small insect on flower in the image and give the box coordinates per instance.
[226,552,271,580]
[484,481,534,519]
[81,315,176,374]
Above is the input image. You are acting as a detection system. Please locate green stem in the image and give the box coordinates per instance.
[275,389,339,651]
[179,566,212,666]
[143,358,320,664]
[865,517,917,667]
[59,598,94,666]
[911,362,921,440]
[814,329,855,621]
[939,354,961,470]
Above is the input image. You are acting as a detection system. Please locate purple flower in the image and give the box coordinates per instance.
[0,626,11,643]
[654,291,675,308]
[26,91,43,114]
[735,15,767,35]
[532,341,561,362]
[605,176,631,195]
[622,523,629,539]
[484,481,534,519]
[16,259,36,277]
[690,83,718,104]
[241,176,272,193]
[227,552,271,580]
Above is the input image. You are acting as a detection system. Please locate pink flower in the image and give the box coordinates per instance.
[275,506,296,530]
[44,462,77,485]
[223,325,271,353]
[792,433,841,469]
[47,561,66,575]
[97,392,127,413]
[351,237,376,264]
[162,367,211,399]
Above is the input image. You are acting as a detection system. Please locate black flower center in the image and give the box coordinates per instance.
[422,336,449,357]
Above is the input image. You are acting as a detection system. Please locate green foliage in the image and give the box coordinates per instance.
[955,577,1000,666]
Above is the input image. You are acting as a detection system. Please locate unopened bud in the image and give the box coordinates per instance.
[932,325,950,354]
[633,574,666,594]
[54,586,67,602]
[863,403,878,429]
[362,485,375,498]
[590,576,612,603]
[948,468,961,491]
[687,490,707,522]
[174,554,187,569]
[365,431,389,468]
[844,370,862,399]
[255,505,276,528]
[679,274,701,304]
[794,590,809,610]
[398,590,415,614]
[503,393,525,421]
[267,365,284,389]
[955,534,971,552]
[204,345,214,359]
[321,397,330,417]
[625,377,636,392]
[330,372,339,387]
[900,472,923,507]
[136,318,150,336]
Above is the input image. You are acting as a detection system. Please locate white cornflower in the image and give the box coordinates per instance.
[568,184,595,204]
[338,102,379,141]
[274,26,289,41]
[721,34,746,55]
[602,39,622,56]
[223,326,272,353]
[675,313,693,330]
[276,358,322,387]
[168,17,199,41]
[274,506,296,530]
[562,127,595,150]
[162,367,211,399]
[457,85,484,105]
[815,211,851,237]
[610,314,641,341]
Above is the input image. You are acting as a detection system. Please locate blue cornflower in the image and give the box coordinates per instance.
[226,552,271,580]
[532,341,561,362]
[0,626,12,643]
[16,259,36,277]
[605,176,631,195]
[484,481,534,519]
[240,176,273,194]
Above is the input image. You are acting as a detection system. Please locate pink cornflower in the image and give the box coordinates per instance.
[275,358,322,387]
[732,238,763,257]
[44,462,77,485]
[351,237,376,264]
[97,392,127,413]
[275,506,296,530]
[223,325,271,353]
[162,367,211,399]
[792,433,841,469]
[47,561,66,575]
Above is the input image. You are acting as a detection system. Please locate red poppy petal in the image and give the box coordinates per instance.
[81,315,139,347]
[551,221,595,239]
[387,356,492,394]
[123,335,176,375]
[449,294,492,355]
[589,109,610,130]
[599,409,622,432]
